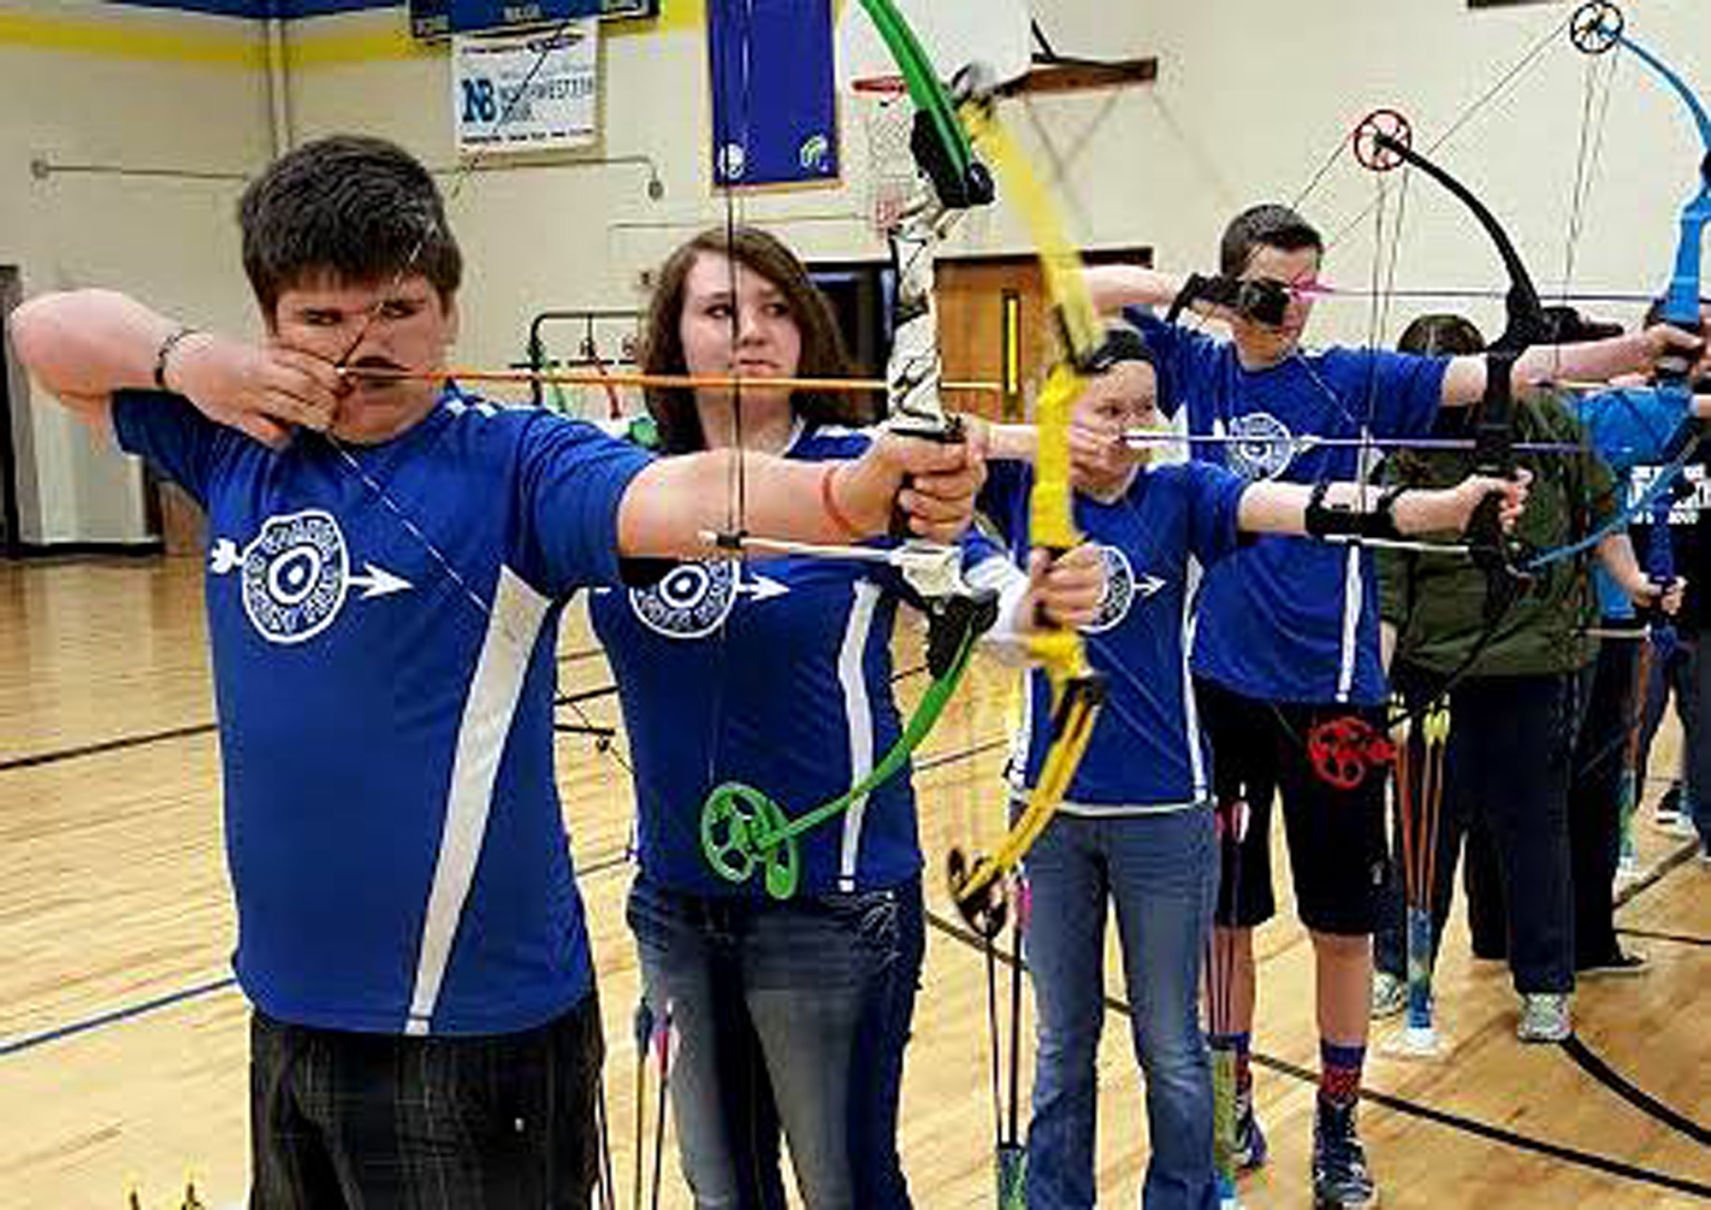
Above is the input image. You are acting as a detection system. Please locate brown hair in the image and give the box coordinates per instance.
[239,134,461,321]
[1219,203,1322,277]
[640,226,864,452]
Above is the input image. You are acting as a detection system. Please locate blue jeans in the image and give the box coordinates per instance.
[626,874,924,1210]
[1022,810,1219,1210]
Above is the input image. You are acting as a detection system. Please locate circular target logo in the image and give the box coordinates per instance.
[718,142,747,181]
[799,133,830,173]
[1083,544,1136,634]
[1226,412,1295,482]
[241,509,349,644]
[631,560,740,639]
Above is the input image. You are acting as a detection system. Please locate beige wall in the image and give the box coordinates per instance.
[3,2,272,544]
[13,0,1711,543]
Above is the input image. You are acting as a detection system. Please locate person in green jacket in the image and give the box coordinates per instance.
[1371,312,1675,1044]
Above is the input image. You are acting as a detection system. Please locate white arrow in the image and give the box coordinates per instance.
[209,538,242,576]
[1137,574,1166,599]
[347,562,414,600]
[737,573,789,602]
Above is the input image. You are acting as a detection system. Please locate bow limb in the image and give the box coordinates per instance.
[699,612,985,900]
[1353,109,1549,352]
[940,91,1106,935]
[692,0,1007,898]
[1571,2,1711,351]
[1345,109,1555,716]
[1526,2,1710,571]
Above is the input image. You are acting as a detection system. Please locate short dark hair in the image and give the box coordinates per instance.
[1397,314,1485,356]
[238,135,462,319]
[640,226,864,453]
[1091,322,1155,372]
[1219,204,1323,277]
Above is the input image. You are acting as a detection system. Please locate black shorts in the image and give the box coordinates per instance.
[1198,678,1389,936]
[250,992,605,1209]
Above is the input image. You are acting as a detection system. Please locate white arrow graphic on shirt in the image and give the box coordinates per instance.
[737,572,789,602]
[209,537,242,575]
[1137,574,1166,599]
[585,570,786,602]
[347,562,414,599]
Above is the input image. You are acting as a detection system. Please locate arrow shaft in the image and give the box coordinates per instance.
[345,365,1005,397]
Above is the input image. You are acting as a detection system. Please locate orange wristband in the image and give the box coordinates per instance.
[820,463,866,541]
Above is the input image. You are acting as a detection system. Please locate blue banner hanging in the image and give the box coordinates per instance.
[409,0,658,40]
[707,0,838,189]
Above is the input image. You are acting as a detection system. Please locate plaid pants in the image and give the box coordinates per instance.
[250,993,603,1209]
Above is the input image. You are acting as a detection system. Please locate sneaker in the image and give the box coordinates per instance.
[1579,950,1649,979]
[1312,1101,1378,1209]
[1370,971,1406,1020]
[1654,784,1683,829]
[1230,1087,1268,1172]
[1516,992,1572,1043]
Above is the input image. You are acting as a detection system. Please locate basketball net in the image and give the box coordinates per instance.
[851,77,918,235]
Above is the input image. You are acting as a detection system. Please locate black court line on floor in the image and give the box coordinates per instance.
[925,909,1711,1200]
[0,721,218,773]
[0,850,639,1064]
[1612,838,1701,910]
[1559,1035,1711,1148]
[0,664,610,773]
[1617,925,1711,948]
[0,976,237,1059]
[0,724,996,1058]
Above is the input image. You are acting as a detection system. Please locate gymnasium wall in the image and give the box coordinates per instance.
[11,0,1710,545]
[3,1,271,545]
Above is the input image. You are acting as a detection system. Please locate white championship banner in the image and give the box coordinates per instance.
[453,21,599,155]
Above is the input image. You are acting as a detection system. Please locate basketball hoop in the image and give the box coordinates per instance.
[851,75,918,235]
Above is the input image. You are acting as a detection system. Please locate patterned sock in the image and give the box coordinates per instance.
[1209,1031,1253,1096]
[1318,1039,1365,1111]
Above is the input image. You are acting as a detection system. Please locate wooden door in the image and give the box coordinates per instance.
[937,248,1152,422]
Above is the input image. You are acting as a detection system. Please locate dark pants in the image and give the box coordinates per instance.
[1695,636,1711,848]
[1376,669,1577,994]
[250,993,604,1209]
[1568,641,1638,967]
[1463,816,1508,960]
[1636,636,1699,807]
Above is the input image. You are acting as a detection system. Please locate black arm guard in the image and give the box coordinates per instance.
[1303,481,1407,541]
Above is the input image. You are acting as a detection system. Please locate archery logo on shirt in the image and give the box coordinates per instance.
[628,561,789,640]
[208,509,413,645]
[1224,412,1296,482]
[1083,544,1164,634]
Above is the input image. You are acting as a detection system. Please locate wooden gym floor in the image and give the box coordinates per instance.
[2,556,1708,1208]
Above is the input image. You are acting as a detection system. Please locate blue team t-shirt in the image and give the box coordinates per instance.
[979,458,1245,812]
[591,421,1002,896]
[113,388,652,1036]
[1568,387,1693,620]
[1127,309,1448,705]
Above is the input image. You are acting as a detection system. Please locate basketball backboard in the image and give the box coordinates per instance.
[835,0,1032,91]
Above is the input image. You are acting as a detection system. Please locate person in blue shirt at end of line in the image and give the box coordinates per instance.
[1081,203,1704,1210]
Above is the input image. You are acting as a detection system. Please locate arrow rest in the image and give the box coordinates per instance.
[925,586,1000,679]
